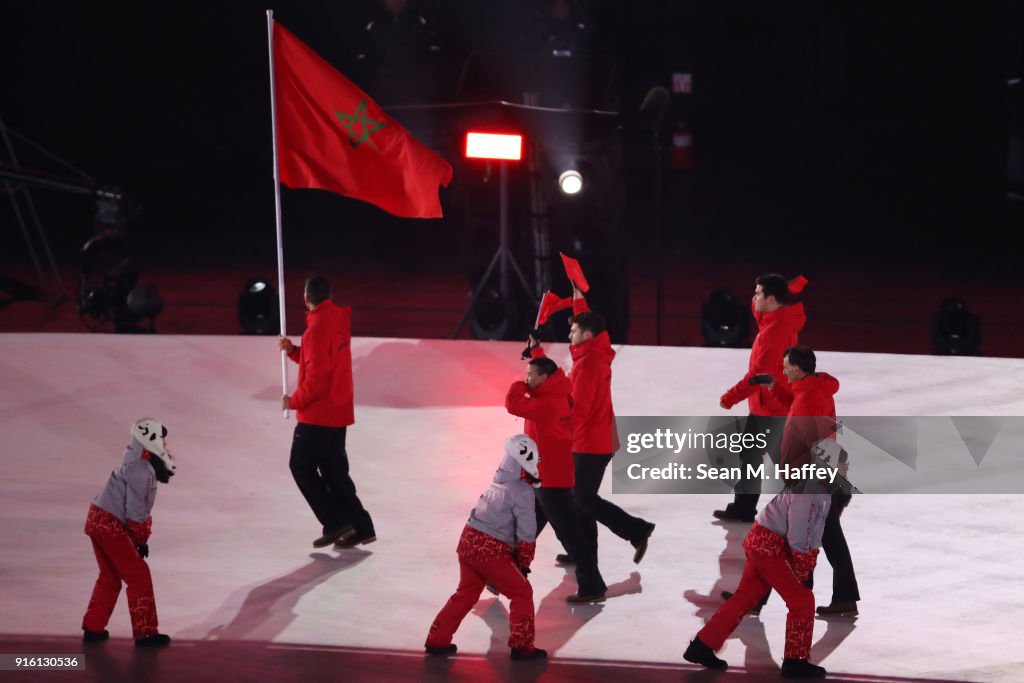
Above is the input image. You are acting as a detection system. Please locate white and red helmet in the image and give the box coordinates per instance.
[131,417,175,478]
[505,434,541,487]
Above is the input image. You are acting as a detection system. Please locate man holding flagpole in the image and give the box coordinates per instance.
[280,275,376,549]
[266,15,451,549]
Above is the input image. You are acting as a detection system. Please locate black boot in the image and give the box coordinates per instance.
[135,634,171,648]
[555,553,575,565]
[425,644,457,656]
[781,658,826,678]
[510,647,547,660]
[683,637,728,670]
[712,509,755,523]
[82,628,109,643]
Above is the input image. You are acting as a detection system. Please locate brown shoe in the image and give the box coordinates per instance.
[313,525,355,548]
[334,533,376,549]
[566,592,606,604]
[816,601,858,616]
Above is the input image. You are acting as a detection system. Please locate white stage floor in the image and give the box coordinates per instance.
[1,333,1022,681]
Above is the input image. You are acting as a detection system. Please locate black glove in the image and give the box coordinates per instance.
[520,329,540,361]
[518,565,531,577]
[137,543,149,559]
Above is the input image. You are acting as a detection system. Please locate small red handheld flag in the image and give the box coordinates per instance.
[536,292,573,326]
[560,253,590,292]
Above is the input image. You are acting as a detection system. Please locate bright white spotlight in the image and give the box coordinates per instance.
[558,170,583,195]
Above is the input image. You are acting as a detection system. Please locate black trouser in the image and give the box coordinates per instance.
[289,423,374,538]
[822,492,859,603]
[573,453,651,557]
[725,414,785,520]
[535,487,607,596]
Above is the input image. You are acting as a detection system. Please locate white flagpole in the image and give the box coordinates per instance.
[532,291,549,330]
[267,9,289,419]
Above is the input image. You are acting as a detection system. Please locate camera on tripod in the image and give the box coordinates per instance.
[76,187,162,333]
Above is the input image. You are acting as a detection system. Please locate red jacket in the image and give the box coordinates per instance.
[568,294,616,454]
[287,300,354,427]
[532,294,617,454]
[505,370,575,488]
[565,331,616,453]
[779,372,840,467]
[720,302,807,416]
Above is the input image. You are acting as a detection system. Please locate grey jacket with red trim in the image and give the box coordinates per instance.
[93,438,158,527]
[466,452,537,550]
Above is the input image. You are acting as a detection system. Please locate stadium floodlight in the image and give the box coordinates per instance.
[558,169,583,195]
[931,297,980,355]
[238,277,280,335]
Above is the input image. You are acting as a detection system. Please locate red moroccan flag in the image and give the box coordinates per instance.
[560,253,590,292]
[272,22,453,218]
[536,291,572,325]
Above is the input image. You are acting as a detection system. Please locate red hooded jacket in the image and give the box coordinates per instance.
[532,294,617,454]
[566,331,617,454]
[505,369,575,488]
[779,372,840,467]
[720,302,807,416]
[287,300,355,427]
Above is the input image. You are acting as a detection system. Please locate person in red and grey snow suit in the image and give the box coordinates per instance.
[425,435,547,660]
[506,355,607,602]
[685,489,831,678]
[81,418,175,648]
[687,347,838,678]
[279,275,375,549]
[532,289,655,565]
[714,274,808,523]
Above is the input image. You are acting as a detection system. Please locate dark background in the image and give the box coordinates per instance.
[0,1,1019,346]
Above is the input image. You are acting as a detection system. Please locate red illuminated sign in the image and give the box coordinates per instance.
[465,132,523,161]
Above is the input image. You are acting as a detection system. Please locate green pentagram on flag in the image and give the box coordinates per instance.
[335,99,387,149]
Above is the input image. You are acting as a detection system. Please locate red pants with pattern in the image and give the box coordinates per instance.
[81,505,159,640]
[698,525,815,660]
[426,527,536,652]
